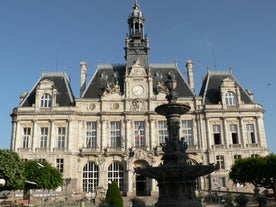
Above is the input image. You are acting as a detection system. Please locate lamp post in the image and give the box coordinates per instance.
[0,179,5,187]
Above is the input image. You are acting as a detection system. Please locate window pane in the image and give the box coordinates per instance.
[83,162,99,192]
[40,127,48,148]
[135,121,145,147]
[225,91,236,106]
[57,127,66,148]
[110,121,121,148]
[108,162,124,191]
[158,121,168,144]
[41,93,52,108]
[86,122,97,148]
[182,120,193,145]
[23,128,31,148]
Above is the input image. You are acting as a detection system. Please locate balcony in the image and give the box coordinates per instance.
[17,148,32,152]
[79,147,100,156]
[212,144,225,149]
[246,143,259,148]
[35,148,49,152]
[229,144,241,149]
[104,147,125,156]
[53,147,68,152]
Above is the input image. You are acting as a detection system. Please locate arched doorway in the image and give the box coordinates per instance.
[136,174,147,196]
[134,160,151,196]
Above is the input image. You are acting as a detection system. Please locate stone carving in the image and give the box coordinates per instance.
[130,99,145,112]
[99,71,121,97]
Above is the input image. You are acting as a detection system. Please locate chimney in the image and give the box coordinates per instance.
[245,89,254,101]
[80,61,88,96]
[185,60,195,93]
[20,92,28,104]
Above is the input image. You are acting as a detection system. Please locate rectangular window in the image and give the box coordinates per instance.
[182,120,194,145]
[40,127,48,148]
[230,124,239,144]
[40,93,52,108]
[57,127,66,148]
[213,125,221,145]
[158,121,168,144]
[135,121,145,147]
[216,155,225,170]
[217,177,226,188]
[56,158,64,173]
[110,121,121,148]
[246,124,256,144]
[251,154,259,158]
[23,128,31,148]
[86,122,97,148]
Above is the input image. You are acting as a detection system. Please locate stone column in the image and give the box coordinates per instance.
[255,116,264,147]
[32,120,38,150]
[205,118,211,149]
[223,118,228,148]
[239,118,245,147]
[10,121,18,150]
[50,121,55,151]
[127,169,134,196]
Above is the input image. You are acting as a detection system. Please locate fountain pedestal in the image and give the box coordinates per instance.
[135,72,218,207]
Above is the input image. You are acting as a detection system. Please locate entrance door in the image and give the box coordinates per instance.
[136,175,147,196]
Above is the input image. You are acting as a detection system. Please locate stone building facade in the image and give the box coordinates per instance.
[11,1,269,198]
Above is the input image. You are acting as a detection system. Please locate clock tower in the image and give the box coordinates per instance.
[124,1,152,104]
[124,0,150,70]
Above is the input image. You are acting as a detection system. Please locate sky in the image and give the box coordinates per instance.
[0,0,275,153]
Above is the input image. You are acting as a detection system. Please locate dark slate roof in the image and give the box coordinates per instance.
[82,64,126,98]
[150,64,194,97]
[199,70,254,105]
[82,63,194,98]
[21,72,75,107]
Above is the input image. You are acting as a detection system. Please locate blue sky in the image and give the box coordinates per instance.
[0,0,275,153]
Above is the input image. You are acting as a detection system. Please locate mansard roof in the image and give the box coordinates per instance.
[199,70,254,105]
[81,63,194,99]
[20,72,75,107]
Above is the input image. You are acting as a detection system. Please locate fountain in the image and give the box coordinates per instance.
[135,71,218,207]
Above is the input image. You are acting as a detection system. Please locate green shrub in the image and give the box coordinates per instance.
[234,194,249,207]
[104,181,123,207]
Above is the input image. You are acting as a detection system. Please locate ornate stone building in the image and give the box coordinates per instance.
[11,1,269,198]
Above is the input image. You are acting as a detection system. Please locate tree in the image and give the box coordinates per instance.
[23,159,63,198]
[104,181,123,207]
[229,154,276,201]
[0,149,25,190]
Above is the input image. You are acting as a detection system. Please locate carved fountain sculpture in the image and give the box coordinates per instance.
[135,71,218,207]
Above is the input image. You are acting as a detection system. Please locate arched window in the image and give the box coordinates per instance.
[108,162,124,191]
[83,162,99,192]
[225,91,237,106]
[41,93,52,108]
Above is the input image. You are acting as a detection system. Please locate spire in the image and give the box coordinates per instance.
[125,1,149,69]
[128,0,145,39]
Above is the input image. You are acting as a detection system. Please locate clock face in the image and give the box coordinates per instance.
[132,85,144,96]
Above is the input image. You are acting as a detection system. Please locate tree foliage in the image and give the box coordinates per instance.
[23,160,63,192]
[229,154,276,200]
[0,149,25,190]
[104,181,123,207]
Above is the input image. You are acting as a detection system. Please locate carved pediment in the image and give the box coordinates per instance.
[37,79,55,90]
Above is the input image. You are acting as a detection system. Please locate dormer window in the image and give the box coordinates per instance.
[41,93,52,108]
[225,91,237,106]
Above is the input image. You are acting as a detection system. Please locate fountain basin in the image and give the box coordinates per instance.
[155,103,191,116]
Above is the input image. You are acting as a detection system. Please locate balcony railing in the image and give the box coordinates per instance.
[246,143,259,148]
[229,144,241,149]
